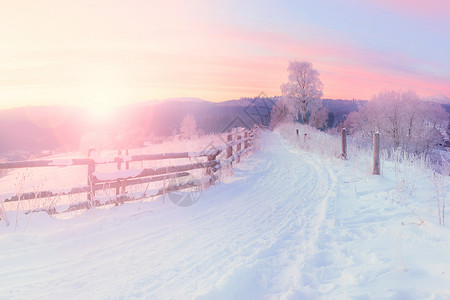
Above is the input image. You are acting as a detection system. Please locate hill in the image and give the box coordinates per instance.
[0,97,446,159]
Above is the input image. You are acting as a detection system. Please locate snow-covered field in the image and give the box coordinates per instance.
[1,129,450,299]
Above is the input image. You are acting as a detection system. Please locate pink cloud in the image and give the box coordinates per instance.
[321,62,449,100]
[362,0,450,19]
[1,2,448,108]
[207,26,449,99]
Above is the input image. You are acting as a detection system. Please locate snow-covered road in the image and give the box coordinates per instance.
[1,130,450,299]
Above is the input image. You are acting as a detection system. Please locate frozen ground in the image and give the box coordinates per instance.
[1,130,449,299]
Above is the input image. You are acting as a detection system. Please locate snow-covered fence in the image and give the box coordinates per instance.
[0,127,258,216]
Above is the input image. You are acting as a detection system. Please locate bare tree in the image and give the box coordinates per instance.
[280,61,323,125]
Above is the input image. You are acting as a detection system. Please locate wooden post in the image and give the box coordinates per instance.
[122,149,129,194]
[244,131,249,149]
[227,133,233,168]
[116,150,122,196]
[226,134,233,159]
[373,132,380,175]
[236,134,242,163]
[87,147,96,201]
[206,151,218,186]
[341,128,347,159]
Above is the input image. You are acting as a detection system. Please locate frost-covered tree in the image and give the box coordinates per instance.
[342,110,366,136]
[79,131,111,152]
[180,114,198,139]
[280,61,323,125]
[269,96,295,128]
[309,104,329,130]
[343,90,449,156]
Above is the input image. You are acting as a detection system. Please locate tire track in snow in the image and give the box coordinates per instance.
[196,131,338,299]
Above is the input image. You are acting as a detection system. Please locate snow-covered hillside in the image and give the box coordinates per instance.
[1,130,449,299]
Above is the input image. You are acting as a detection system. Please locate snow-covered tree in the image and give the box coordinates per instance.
[79,131,111,152]
[342,110,366,136]
[343,90,449,156]
[280,61,323,125]
[180,114,198,139]
[309,104,329,130]
[269,96,295,128]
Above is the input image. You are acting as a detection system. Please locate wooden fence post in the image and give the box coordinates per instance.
[341,128,347,159]
[227,133,233,166]
[236,134,242,163]
[87,147,96,201]
[122,149,129,194]
[226,134,233,158]
[116,150,122,196]
[373,132,380,175]
[244,131,249,149]
[206,151,218,186]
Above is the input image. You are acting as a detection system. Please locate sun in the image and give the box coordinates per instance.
[87,95,117,123]
[76,66,126,124]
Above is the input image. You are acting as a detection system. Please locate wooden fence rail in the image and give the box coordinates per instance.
[0,126,259,216]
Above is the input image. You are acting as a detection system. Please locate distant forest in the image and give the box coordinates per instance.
[0,97,447,161]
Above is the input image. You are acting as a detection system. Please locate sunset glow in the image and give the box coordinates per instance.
[87,95,117,123]
[0,0,449,109]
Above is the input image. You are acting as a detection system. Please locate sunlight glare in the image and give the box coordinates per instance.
[87,95,116,123]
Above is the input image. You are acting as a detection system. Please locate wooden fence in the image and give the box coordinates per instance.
[0,126,258,216]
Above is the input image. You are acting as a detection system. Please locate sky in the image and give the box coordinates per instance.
[0,0,449,110]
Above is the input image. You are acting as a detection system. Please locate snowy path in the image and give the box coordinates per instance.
[1,130,450,299]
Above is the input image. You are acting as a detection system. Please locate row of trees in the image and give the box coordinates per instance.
[271,60,449,156]
[344,90,448,156]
